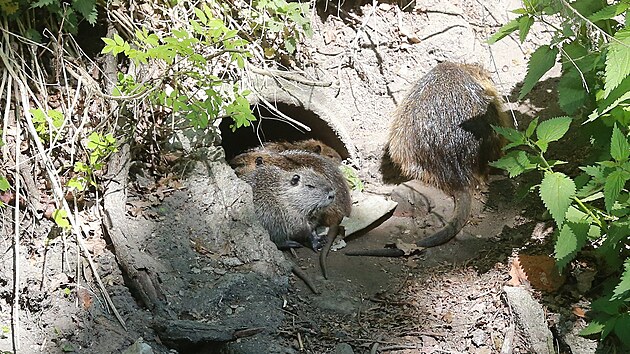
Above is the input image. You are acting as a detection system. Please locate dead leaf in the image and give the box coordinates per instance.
[47,273,69,292]
[77,288,93,309]
[323,29,336,44]
[0,191,13,204]
[395,239,425,256]
[508,257,528,287]
[169,180,184,190]
[84,237,106,257]
[442,311,453,323]
[512,254,566,292]
[399,27,420,44]
[572,306,586,318]
[43,203,58,219]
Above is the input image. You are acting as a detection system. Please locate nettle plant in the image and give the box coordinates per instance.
[489,0,630,348]
[1,0,98,35]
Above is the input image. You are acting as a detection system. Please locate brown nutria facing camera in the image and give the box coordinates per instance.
[232,150,351,226]
[243,165,336,251]
[347,62,512,257]
[232,148,352,278]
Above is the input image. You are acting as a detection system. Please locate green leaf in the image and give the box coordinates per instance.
[610,124,630,162]
[604,28,630,98]
[489,150,536,177]
[30,108,45,123]
[604,169,629,212]
[52,209,70,230]
[193,7,207,24]
[593,294,625,316]
[31,0,55,7]
[518,16,534,43]
[284,36,297,54]
[48,109,64,129]
[613,314,630,347]
[226,95,256,131]
[555,221,589,271]
[611,260,630,301]
[487,17,520,44]
[587,75,630,123]
[492,125,524,145]
[0,176,9,192]
[579,320,605,336]
[539,172,576,227]
[558,68,588,115]
[72,0,97,25]
[519,45,559,100]
[535,139,549,153]
[61,342,75,352]
[562,41,597,74]
[525,117,538,138]
[536,116,572,144]
[589,2,630,22]
[67,177,85,191]
[571,0,606,17]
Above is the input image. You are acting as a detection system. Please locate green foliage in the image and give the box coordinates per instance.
[490,0,630,348]
[68,133,117,191]
[0,176,9,192]
[246,0,312,56]
[604,29,630,98]
[0,175,9,208]
[30,108,64,143]
[539,171,575,227]
[519,45,559,100]
[339,165,364,192]
[102,4,256,131]
[2,0,99,33]
[535,116,572,152]
[52,209,70,229]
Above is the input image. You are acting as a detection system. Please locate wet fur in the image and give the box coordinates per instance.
[232,150,351,226]
[350,62,511,256]
[243,165,335,250]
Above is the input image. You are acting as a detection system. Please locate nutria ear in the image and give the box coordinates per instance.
[312,144,322,154]
[290,174,301,185]
[255,156,264,165]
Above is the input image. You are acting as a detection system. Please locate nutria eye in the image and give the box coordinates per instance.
[255,156,263,165]
[291,174,300,185]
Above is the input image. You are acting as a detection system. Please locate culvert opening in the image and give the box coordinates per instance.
[219,102,350,161]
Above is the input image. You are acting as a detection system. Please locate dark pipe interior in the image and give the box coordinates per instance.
[219,102,350,160]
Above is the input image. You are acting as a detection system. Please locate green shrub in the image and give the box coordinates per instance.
[490,0,630,348]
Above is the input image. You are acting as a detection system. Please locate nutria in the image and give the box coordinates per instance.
[232,150,352,226]
[243,165,336,251]
[263,139,343,163]
[233,149,352,278]
[347,62,512,257]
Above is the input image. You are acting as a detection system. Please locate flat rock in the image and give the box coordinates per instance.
[503,286,554,354]
[333,343,354,354]
[340,192,397,237]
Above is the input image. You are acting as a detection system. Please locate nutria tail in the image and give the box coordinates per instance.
[345,190,472,257]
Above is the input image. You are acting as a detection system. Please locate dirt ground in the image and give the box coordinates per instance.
[0,0,601,353]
